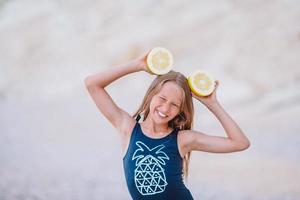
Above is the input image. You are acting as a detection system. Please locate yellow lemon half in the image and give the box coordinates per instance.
[146,47,174,75]
[188,70,215,96]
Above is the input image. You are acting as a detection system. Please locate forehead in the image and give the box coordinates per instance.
[157,81,183,103]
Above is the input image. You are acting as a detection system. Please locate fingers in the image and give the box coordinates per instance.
[191,92,199,99]
[143,49,152,58]
[214,80,219,88]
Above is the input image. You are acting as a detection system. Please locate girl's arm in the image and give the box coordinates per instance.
[180,81,251,154]
[84,53,148,137]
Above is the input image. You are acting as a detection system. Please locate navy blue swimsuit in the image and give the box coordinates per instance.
[123,122,194,200]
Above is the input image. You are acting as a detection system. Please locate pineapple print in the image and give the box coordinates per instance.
[132,141,169,195]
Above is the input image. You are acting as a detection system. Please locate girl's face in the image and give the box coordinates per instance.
[149,81,183,125]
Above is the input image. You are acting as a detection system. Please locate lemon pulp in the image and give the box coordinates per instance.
[188,70,215,96]
[146,47,173,75]
[193,73,213,91]
[151,51,171,69]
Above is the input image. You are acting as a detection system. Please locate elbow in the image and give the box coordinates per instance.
[238,140,251,151]
[84,76,93,88]
[84,76,105,89]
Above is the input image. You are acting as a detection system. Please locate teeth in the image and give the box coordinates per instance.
[157,111,167,118]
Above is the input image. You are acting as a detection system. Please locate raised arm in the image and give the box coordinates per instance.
[84,53,148,137]
[180,81,251,154]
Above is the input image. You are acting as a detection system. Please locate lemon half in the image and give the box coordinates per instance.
[146,47,173,75]
[188,70,215,96]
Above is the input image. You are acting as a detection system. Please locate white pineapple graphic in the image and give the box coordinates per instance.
[132,141,169,195]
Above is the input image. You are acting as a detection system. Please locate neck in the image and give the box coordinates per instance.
[141,117,170,135]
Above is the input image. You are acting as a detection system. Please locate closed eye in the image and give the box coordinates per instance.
[159,96,180,108]
[159,96,166,101]
[171,103,179,108]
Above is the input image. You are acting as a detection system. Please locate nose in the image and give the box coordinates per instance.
[160,103,170,113]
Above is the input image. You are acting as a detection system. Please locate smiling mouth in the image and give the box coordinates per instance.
[156,110,168,118]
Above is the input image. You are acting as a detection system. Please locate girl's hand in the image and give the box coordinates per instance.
[192,80,220,106]
[134,50,154,74]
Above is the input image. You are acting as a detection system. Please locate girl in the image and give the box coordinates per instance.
[84,51,250,200]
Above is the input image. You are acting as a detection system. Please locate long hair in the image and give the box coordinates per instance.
[133,70,194,179]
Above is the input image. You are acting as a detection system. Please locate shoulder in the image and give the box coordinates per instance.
[177,130,196,157]
[118,115,136,138]
[119,118,137,155]
[177,129,208,154]
[178,130,196,146]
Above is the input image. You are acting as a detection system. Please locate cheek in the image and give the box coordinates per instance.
[150,97,161,106]
[149,99,159,112]
[169,108,180,118]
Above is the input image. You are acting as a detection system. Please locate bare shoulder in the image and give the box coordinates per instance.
[177,130,198,157]
[120,115,136,156]
[177,129,220,154]
[178,130,195,145]
[118,113,136,138]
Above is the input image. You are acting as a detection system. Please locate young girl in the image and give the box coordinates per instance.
[84,51,250,200]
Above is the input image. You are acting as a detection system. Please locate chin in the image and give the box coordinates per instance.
[155,118,169,125]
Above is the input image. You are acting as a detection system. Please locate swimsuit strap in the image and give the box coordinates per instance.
[135,114,141,122]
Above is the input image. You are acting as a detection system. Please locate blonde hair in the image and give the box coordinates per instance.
[133,70,194,179]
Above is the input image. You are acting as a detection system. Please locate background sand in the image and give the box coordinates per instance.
[0,0,300,199]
